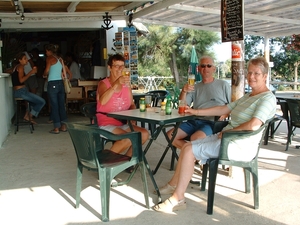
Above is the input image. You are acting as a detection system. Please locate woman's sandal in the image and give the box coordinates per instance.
[125,165,136,173]
[59,128,68,132]
[153,183,176,195]
[24,119,37,125]
[153,198,186,213]
[49,129,60,134]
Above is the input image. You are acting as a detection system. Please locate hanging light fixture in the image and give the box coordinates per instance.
[21,13,25,21]
[15,5,20,15]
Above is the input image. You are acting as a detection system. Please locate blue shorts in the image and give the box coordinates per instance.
[179,119,214,137]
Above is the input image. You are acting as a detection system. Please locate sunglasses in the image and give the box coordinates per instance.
[200,64,214,68]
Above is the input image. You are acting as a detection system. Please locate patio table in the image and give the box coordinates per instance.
[275,92,300,126]
[107,108,195,200]
[275,93,300,149]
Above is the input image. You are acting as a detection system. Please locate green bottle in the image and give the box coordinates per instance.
[165,96,172,115]
[139,98,146,112]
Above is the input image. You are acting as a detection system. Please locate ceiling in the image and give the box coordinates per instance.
[0,0,300,37]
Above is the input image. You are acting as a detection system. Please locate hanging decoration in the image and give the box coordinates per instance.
[102,12,113,30]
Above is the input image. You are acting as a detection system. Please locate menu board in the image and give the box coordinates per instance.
[221,0,244,42]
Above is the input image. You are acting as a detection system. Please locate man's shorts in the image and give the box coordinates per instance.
[25,75,38,91]
[179,119,214,137]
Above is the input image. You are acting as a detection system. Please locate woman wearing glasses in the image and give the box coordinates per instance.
[96,54,149,168]
[153,56,276,213]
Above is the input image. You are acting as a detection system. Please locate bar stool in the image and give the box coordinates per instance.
[14,98,34,134]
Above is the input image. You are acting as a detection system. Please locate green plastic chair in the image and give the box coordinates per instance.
[65,122,150,222]
[200,119,271,215]
[80,102,97,125]
[285,99,300,151]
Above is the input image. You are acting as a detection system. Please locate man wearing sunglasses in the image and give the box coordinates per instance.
[163,55,230,193]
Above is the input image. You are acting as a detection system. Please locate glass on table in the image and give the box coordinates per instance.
[145,95,152,108]
[178,100,187,115]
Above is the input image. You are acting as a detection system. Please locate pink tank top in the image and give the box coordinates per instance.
[96,78,131,126]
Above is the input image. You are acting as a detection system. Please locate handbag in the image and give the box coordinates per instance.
[63,78,72,94]
[61,59,72,94]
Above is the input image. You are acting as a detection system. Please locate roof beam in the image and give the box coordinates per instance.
[169,4,300,26]
[133,0,184,19]
[18,0,145,2]
[67,1,80,12]
[135,17,266,36]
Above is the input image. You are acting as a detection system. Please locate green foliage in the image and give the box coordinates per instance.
[244,35,264,62]
[138,24,220,86]
[244,35,300,83]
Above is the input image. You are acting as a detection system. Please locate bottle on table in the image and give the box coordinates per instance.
[166,96,172,115]
[139,97,146,112]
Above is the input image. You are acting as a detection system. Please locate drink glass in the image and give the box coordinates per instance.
[145,95,152,108]
[188,74,195,92]
[122,69,131,87]
[178,100,186,115]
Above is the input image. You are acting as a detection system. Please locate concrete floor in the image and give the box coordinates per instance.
[0,113,300,225]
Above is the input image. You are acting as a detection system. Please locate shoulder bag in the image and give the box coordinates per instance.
[61,59,72,94]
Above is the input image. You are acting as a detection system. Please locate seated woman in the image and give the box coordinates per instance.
[11,52,46,124]
[96,54,149,169]
[153,56,277,213]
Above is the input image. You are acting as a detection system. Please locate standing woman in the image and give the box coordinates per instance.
[11,52,45,124]
[43,44,68,134]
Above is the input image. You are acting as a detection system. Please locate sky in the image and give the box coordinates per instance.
[211,41,232,63]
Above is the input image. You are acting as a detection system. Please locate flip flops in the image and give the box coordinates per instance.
[49,129,60,134]
[23,119,37,125]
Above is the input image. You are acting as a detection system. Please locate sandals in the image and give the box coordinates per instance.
[153,198,186,213]
[125,165,136,173]
[59,128,68,132]
[153,183,176,195]
[49,129,60,134]
[24,119,37,125]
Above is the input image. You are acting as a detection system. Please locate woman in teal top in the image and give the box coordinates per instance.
[43,44,68,134]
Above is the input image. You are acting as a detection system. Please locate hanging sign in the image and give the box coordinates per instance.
[221,0,244,42]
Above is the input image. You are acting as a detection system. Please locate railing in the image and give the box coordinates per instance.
[138,76,171,92]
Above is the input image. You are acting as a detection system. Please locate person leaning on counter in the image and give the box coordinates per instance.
[95,54,149,172]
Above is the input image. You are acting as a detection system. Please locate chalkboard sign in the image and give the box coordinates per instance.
[221,0,244,42]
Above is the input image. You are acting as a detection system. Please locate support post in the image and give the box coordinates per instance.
[231,41,245,102]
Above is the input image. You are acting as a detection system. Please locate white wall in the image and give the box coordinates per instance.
[0,74,14,147]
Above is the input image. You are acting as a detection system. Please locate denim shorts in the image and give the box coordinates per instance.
[179,119,214,136]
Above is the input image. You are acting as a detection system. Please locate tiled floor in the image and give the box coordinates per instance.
[0,113,299,224]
